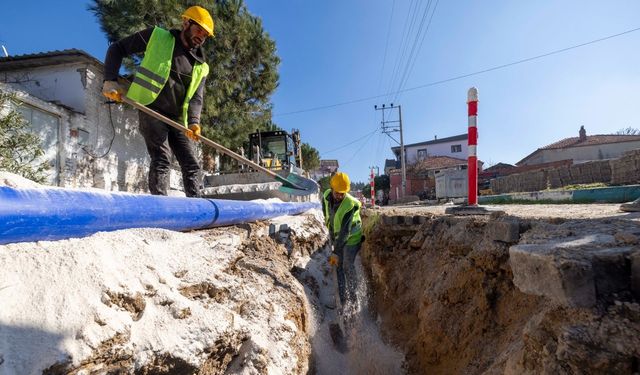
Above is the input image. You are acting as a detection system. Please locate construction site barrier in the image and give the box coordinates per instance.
[0,186,320,245]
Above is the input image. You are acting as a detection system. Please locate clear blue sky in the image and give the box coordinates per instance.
[2,1,640,183]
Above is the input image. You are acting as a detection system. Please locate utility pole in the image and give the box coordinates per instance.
[370,167,375,207]
[374,103,406,198]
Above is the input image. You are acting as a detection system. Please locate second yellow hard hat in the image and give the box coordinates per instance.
[330,172,350,193]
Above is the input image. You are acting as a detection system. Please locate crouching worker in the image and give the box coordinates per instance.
[322,172,363,348]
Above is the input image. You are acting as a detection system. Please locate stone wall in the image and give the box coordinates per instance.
[491,151,639,194]
[610,148,640,185]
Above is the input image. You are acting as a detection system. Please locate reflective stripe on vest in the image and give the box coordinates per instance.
[126,27,209,125]
[322,189,363,245]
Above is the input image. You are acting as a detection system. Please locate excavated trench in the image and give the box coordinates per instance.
[3,192,639,374]
[357,208,640,375]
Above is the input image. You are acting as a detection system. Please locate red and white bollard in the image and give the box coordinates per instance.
[467,87,478,206]
[370,168,375,207]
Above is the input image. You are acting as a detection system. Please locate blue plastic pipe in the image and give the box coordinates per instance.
[0,186,320,245]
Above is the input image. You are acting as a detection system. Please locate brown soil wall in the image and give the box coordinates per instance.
[361,212,640,374]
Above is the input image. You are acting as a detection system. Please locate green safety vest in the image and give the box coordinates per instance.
[126,27,209,126]
[322,189,362,246]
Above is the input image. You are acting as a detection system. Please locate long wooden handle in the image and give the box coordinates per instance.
[122,96,279,178]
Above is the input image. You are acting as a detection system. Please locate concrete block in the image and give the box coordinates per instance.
[631,251,640,300]
[487,219,520,243]
[510,244,596,307]
[381,215,402,226]
[381,216,417,226]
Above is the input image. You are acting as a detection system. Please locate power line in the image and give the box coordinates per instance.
[386,0,421,102]
[377,0,396,96]
[343,128,379,167]
[392,0,434,102]
[274,26,640,118]
[321,128,379,155]
[394,0,439,102]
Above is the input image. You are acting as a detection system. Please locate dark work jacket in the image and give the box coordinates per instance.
[104,27,207,124]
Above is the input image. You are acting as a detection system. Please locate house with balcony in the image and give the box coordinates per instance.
[391,133,467,164]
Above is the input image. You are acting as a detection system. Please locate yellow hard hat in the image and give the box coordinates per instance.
[330,172,350,193]
[182,6,214,36]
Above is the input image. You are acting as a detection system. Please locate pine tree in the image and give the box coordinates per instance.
[0,92,49,183]
[301,143,320,171]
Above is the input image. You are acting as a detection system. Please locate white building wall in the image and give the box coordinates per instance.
[1,61,154,192]
[1,82,66,186]
[532,141,640,165]
[2,64,87,113]
[404,139,468,164]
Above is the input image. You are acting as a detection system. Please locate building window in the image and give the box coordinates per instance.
[451,144,462,153]
[417,149,427,160]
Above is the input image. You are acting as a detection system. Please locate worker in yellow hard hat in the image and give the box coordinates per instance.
[102,6,214,197]
[321,171,363,350]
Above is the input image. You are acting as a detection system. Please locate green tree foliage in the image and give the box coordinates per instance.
[359,175,390,199]
[89,0,280,153]
[361,185,371,199]
[318,176,331,192]
[375,174,390,191]
[351,181,366,191]
[301,143,320,171]
[0,92,49,183]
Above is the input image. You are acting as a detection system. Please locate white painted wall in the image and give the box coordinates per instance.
[403,139,468,164]
[2,64,87,113]
[522,141,640,165]
[1,60,152,192]
[1,82,66,186]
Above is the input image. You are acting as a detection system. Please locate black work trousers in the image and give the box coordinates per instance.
[139,112,201,197]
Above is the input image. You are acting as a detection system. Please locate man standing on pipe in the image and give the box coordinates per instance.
[322,172,363,349]
[102,6,213,197]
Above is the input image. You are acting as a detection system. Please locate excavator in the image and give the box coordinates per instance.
[201,128,315,202]
[247,129,304,172]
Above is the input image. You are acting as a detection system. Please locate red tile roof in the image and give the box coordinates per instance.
[517,134,640,165]
[541,134,640,150]
[410,156,467,172]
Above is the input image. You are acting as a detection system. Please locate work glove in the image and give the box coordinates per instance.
[102,80,123,102]
[328,254,339,267]
[185,124,201,141]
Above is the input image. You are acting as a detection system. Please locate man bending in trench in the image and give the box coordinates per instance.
[322,172,363,346]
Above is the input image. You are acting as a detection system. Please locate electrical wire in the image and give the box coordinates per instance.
[343,128,379,167]
[82,101,117,159]
[377,0,397,96]
[393,0,439,102]
[385,0,421,102]
[274,26,640,118]
[391,0,433,101]
[321,128,379,155]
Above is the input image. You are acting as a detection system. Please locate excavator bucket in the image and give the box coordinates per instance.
[276,173,319,196]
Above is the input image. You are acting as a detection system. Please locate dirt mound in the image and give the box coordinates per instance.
[0,212,328,374]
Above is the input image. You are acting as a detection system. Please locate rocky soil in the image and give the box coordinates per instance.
[361,204,640,374]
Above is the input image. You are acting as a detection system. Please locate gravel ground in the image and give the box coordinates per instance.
[375,203,640,220]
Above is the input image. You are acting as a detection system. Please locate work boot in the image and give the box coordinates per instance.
[328,322,348,353]
[620,198,640,212]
